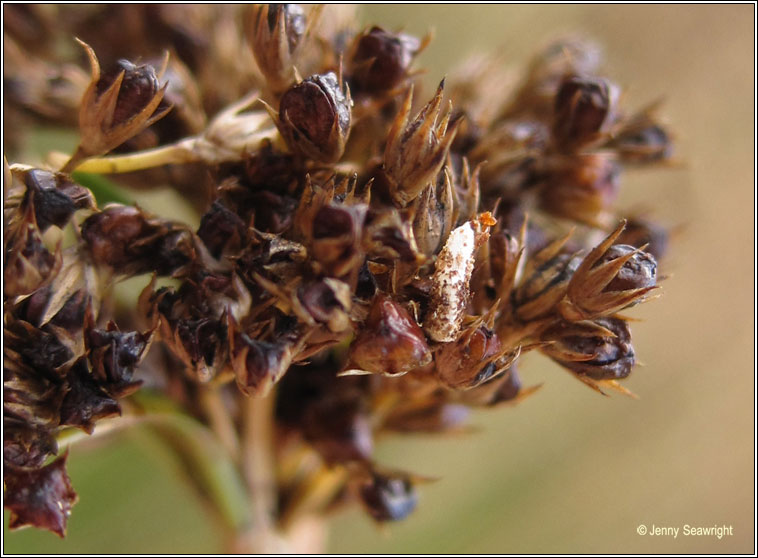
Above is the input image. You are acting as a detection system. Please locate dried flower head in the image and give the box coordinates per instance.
[3,5,676,543]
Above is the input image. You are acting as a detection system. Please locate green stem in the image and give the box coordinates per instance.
[67,143,198,174]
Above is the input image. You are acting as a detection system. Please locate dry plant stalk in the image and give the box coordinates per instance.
[3,4,674,550]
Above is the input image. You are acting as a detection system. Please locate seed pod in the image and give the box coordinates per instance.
[297,278,352,333]
[508,37,602,119]
[349,26,420,94]
[197,201,246,259]
[384,81,462,206]
[81,205,196,276]
[229,326,298,397]
[4,201,60,298]
[247,4,306,93]
[311,202,367,278]
[559,221,658,321]
[22,169,95,232]
[87,322,152,398]
[359,470,417,522]
[611,103,673,164]
[435,324,505,389]
[412,171,455,258]
[59,358,120,434]
[349,294,431,376]
[4,453,78,537]
[68,41,170,167]
[424,213,495,342]
[278,72,352,163]
[553,75,619,150]
[513,240,582,322]
[539,153,620,227]
[540,317,635,381]
[616,217,669,261]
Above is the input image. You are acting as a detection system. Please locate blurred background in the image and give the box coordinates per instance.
[3,4,754,554]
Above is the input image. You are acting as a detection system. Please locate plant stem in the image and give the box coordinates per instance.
[66,143,198,174]
[233,391,286,553]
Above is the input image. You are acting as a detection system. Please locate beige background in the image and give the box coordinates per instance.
[3,4,754,554]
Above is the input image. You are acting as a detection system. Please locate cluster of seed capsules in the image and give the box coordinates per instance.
[3,5,672,538]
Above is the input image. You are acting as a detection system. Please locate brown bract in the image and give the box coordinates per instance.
[247,4,306,94]
[558,221,658,321]
[384,81,462,206]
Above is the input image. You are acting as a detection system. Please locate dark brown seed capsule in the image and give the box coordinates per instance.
[23,170,95,232]
[247,4,306,92]
[278,72,351,163]
[59,358,121,434]
[297,278,352,333]
[541,317,635,380]
[81,206,196,276]
[560,221,658,321]
[197,201,246,259]
[596,244,657,292]
[435,325,504,389]
[553,75,618,149]
[230,333,294,397]
[349,294,431,376]
[359,471,417,522]
[69,41,170,166]
[87,323,150,398]
[349,26,420,93]
[96,59,162,128]
[3,453,78,537]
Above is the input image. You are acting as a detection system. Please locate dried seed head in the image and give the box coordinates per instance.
[349,26,420,94]
[297,278,352,333]
[541,317,635,381]
[278,72,352,163]
[247,4,306,93]
[553,75,619,150]
[73,41,170,162]
[513,249,581,321]
[59,358,120,433]
[349,294,431,376]
[359,470,417,522]
[87,322,151,397]
[559,221,658,321]
[611,105,673,164]
[229,327,297,397]
[22,170,95,232]
[4,453,78,537]
[435,324,505,389]
[3,201,60,298]
[512,37,602,117]
[81,205,196,276]
[539,153,620,227]
[310,203,367,278]
[384,81,461,206]
[383,401,470,433]
[197,201,247,259]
